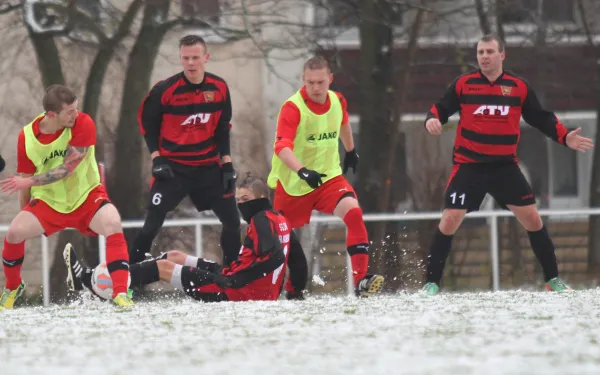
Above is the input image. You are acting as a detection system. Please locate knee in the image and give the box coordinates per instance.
[167,250,187,264]
[102,217,123,236]
[521,211,543,231]
[439,210,465,235]
[6,224,28,244]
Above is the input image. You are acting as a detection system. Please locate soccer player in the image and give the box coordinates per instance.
[422,34,594,295]
[0,85,133,308]
[267,56,384,297]
[65,175,308,302]
[131,34,240,266]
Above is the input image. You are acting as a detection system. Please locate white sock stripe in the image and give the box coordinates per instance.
[170,264,184,292]
[184,255,200,268]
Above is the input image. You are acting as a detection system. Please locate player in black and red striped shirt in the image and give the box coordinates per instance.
[422,34,593,295]
[130,35,241,267]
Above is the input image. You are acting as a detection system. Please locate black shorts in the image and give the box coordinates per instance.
[444,163,535,212]
[148,163,236,215]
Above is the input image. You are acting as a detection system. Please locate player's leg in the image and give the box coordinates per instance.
[423,165,487,295]
[130,176,187,263]
[1,210,46,309]
[189,166,241,266]
[490,164,571,292]
[88,203,132,304]
[311,176,383,296]
[283,231,308,300]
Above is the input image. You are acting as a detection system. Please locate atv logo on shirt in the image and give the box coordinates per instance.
[181,113,211,126]
[473,105,509,116]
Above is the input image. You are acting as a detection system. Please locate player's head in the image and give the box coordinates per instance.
[43,85,79,128]
[477,34,505,76]
[236,173,271,222]
[179,34,209,83]
[302,56,333,104]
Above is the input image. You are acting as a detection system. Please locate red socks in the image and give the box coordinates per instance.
[2,239,25,290]
[105,233,130,297]
[343,207,369,286]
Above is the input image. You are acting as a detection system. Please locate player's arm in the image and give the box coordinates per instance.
[214,85,232,164]
[30,145,89,186]
[338,94,354,151]
[19,173,33,209]
[138,84,165,160]
[274,102,303,172]
[521,83,569,144]
[424,78,461,125]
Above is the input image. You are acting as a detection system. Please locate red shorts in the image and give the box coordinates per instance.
[23,185,111,237]
[273,175,356,229]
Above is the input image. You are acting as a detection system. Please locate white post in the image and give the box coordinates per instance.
[490,214,500,291]
[345,227,353,295]
[98,235,106,264]
[41,235,50,307]
[195,224,203,258]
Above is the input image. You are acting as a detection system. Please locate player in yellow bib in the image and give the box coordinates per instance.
[267,56,384,297]
[0,85,133,309]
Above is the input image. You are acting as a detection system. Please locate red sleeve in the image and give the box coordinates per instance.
[17,131,36,174]
[336,92,349,126]
[274,102,301,155]
[69,113,96,147]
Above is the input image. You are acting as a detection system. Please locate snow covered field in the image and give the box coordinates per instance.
[2,290,600,375]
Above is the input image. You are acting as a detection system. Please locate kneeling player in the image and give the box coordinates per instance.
[64,175,308,302]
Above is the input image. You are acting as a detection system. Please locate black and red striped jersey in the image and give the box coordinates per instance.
[426,70,570,164]
[222,208,292,300]
[138,71,232,167]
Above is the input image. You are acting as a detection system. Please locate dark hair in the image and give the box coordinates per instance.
[479,33,505,52]
[303,56,330,71]
[238,173,270,198]
[43,85,77,113]
[179,34,208,51]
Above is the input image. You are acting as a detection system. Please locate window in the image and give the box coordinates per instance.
[498,0,574,24]
[322,0,402,27]
[549,141,578,196]
[181,0,220,26]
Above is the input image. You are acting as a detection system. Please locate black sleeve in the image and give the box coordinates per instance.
[521,83,570,144]
[252,212,282,256]
[214,85,232,157]
[139,83,166,154]
[286,230,308,293]
[424,78,461,125]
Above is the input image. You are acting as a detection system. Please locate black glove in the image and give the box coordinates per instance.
[285,290,305,301]
[0,155,5,173]
[221,162,237,194]
[298,167,327,189]
[343,149,359,174]
[152,156,174,180]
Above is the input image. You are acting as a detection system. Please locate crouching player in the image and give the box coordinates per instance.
[64,174,308,302]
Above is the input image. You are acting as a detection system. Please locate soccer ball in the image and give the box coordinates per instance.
[90,263,131,301]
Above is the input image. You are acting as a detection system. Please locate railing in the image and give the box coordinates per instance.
[3,207,600,306]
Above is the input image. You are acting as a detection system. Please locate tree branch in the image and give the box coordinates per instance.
[474,0,492,34]
[576,0,594,46]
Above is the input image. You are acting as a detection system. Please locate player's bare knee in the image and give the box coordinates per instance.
[101,218,123,236]
[156,259,175,280]
[166,250,187,264]
[521,211,543,231]
[439,210,465,235]
[334,196,359,218]
[5,225,27,244]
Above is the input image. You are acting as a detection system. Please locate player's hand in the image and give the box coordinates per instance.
[0,175,34,194]
[343,149,359,174]
[151,156,174,180]
[0,155,5,172]
[425,118,442,136]
[298,167,327,189]
[221,162,237,194]
[566,128,594,152]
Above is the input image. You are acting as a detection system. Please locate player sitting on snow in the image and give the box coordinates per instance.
[63,174,308,302]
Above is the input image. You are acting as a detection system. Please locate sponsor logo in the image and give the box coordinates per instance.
[181,113,211,126]
[473,105,509,116]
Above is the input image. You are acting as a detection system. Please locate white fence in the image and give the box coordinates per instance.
[3,207,600,307]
